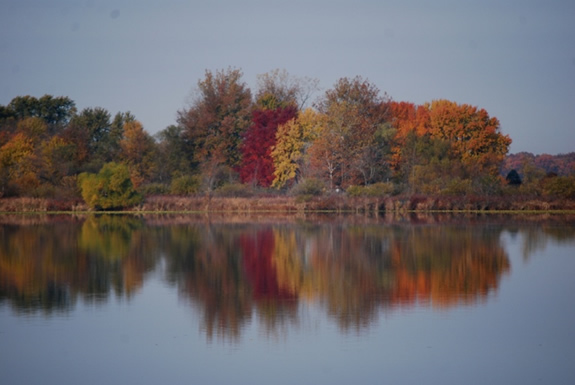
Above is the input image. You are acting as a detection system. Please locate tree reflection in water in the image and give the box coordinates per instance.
[2,214,571,339]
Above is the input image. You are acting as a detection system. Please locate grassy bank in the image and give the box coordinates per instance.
[1,195,574,214]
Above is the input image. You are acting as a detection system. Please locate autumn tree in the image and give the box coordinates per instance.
[178,68,252,191]
[307,105,348,189]
[0,133,39,196]
[119,120,157,188]
[255,69,319,110]
[271,108,323,189]
[108,111,136,160]
[425,100,511,177]
[388,101,430,171]
[39,136,77,195]
[239,105,298,187]
[310,77,391,188]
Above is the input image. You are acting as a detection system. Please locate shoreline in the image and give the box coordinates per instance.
[1,195,574,214]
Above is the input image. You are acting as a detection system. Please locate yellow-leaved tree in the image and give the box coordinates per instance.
[271,108,323,189]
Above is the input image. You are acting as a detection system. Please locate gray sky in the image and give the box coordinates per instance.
[1,0,574,154]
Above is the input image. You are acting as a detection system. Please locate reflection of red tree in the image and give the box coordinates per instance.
[240,229,296,301]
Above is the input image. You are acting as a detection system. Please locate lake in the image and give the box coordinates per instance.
[1,213,574,385]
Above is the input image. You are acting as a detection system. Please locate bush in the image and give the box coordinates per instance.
[170,175,201,195]
[346,182,394,197]
[542,176,575,200]
[291,178,325,197]
[346,185,363,197]
[139,183,169,196]
[213,183,254,197]
[78,162,142,210]
[441,178,472,196]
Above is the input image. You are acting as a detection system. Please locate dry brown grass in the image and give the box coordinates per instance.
[1,194,573,214]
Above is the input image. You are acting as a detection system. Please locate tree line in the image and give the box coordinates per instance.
[1,68,573,208]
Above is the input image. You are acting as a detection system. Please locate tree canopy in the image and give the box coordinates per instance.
[1,68,572,206]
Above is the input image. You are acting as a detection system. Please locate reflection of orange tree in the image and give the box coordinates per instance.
[0,220,82,312]
[269,224,510,330]
[387,226,510,308]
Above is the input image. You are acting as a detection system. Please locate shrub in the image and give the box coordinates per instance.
[170,175,201,195]
[139,183,169,196]
[542,176,575,200]
[291,178,324,197]
[441,178,472,196]
[78,162,142,210]
[506,169,522,186]
[347,182,394,197]
[214,183,254,197]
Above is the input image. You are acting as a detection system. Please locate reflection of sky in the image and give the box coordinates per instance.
[1,225,575,384]
[1,0,574,154]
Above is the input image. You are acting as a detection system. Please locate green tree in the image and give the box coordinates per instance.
[155,124,194,183]
[7,95,76,133]
[64,107,113,172]
[78,162,142,210]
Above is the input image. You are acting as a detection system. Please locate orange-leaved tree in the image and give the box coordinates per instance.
[425,100,511,177]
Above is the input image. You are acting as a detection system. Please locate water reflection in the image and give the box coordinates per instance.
[1,214,573,339]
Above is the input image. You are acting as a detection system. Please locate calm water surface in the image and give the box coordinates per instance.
[1,214,574,385]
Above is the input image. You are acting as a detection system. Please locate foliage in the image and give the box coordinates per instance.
[138,183,170,196]
[78,162,142,210]
[502,152,575,177]
[178,68,252,171]
[170,175,201,195]
[155,124,193,183]
[290,178,325,197]
[542,176,575,200]
[119,120,157,188]
[255,69,319,110]
[346,182,395,197]
[0,132,39,196]
[506,169,522,185]
[0,77,570,205]
[309,76,392,188]
[271,108,323,189]
[214,182,254,197]
[239,105,297,187]
[425,100,511,176]
[7,95,76,133]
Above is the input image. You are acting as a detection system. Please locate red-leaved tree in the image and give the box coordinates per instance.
[239,106,297,187]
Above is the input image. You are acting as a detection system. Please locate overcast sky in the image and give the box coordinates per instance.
[1,0,573,154]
